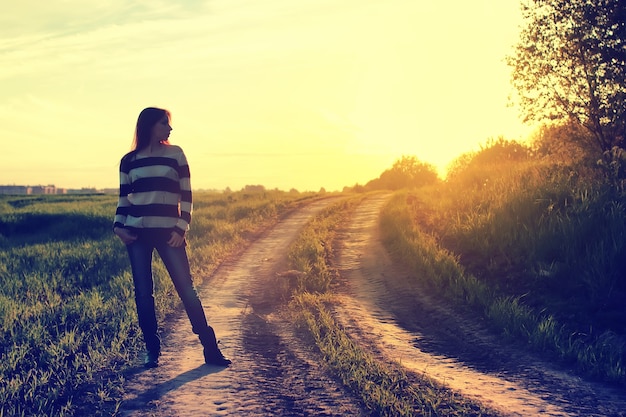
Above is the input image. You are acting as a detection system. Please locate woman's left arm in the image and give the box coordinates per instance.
[174,147,193,236]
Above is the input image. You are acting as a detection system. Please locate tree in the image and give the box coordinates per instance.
[531,120,596,164]
[446,138,532,185]
[366,156,439,190]
[508,0,626,153]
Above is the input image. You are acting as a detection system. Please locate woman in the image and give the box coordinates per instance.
[113,107,231,368]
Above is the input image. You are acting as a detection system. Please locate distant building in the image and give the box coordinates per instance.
[0,185,30,195]
[0,184,67,195]
[100,188,119,195]
[30,185,57,195]
[67,187,98,194]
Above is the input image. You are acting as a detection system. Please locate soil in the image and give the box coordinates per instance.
[118,195,626,417]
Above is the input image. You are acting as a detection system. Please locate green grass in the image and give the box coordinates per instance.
[282,194,492,416]
[382,158,626,385]
[294,293,488,417]
[0,190,317,417]
[6,148,625,417]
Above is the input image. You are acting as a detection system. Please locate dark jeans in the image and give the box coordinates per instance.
[126,232,209,354]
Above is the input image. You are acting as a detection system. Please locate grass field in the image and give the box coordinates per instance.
[4,143,626,416]
[0,190,317,417]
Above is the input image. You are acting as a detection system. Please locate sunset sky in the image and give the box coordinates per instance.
[0,0,534,192]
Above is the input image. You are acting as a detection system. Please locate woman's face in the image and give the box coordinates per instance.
[151,116,172,143]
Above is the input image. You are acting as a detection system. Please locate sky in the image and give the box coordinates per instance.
[0,0,534,192]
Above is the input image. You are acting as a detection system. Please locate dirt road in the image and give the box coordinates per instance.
[333,194,626,417]
[119,195,626,416]
[119,198,363,416]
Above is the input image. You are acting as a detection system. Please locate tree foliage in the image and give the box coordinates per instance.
[446,138,532,185]
[366,156,439,191]
[508,0,626,152]
[531,120,597,164]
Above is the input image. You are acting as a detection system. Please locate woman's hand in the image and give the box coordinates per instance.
[114,227,137,245]
[167,231,185,247]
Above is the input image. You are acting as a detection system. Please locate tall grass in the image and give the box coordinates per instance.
[0,190,315,417]
[279,198,359,296]
[382,159,626,384]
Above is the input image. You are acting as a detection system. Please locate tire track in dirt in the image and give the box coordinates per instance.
[119,198,364,417]
[333,194,626,417]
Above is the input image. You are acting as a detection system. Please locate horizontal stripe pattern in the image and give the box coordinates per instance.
[114,145,192,235]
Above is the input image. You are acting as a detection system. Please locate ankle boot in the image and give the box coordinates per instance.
[199,326,232,367]
[144,350,160,368]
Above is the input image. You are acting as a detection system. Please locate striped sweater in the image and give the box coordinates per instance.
[114,144,192,236]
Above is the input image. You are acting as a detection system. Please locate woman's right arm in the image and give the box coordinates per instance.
[113,157,137,244]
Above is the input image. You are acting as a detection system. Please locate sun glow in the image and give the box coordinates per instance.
[0,0,531,191]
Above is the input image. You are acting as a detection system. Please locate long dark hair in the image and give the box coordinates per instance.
[131,107,171,151]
